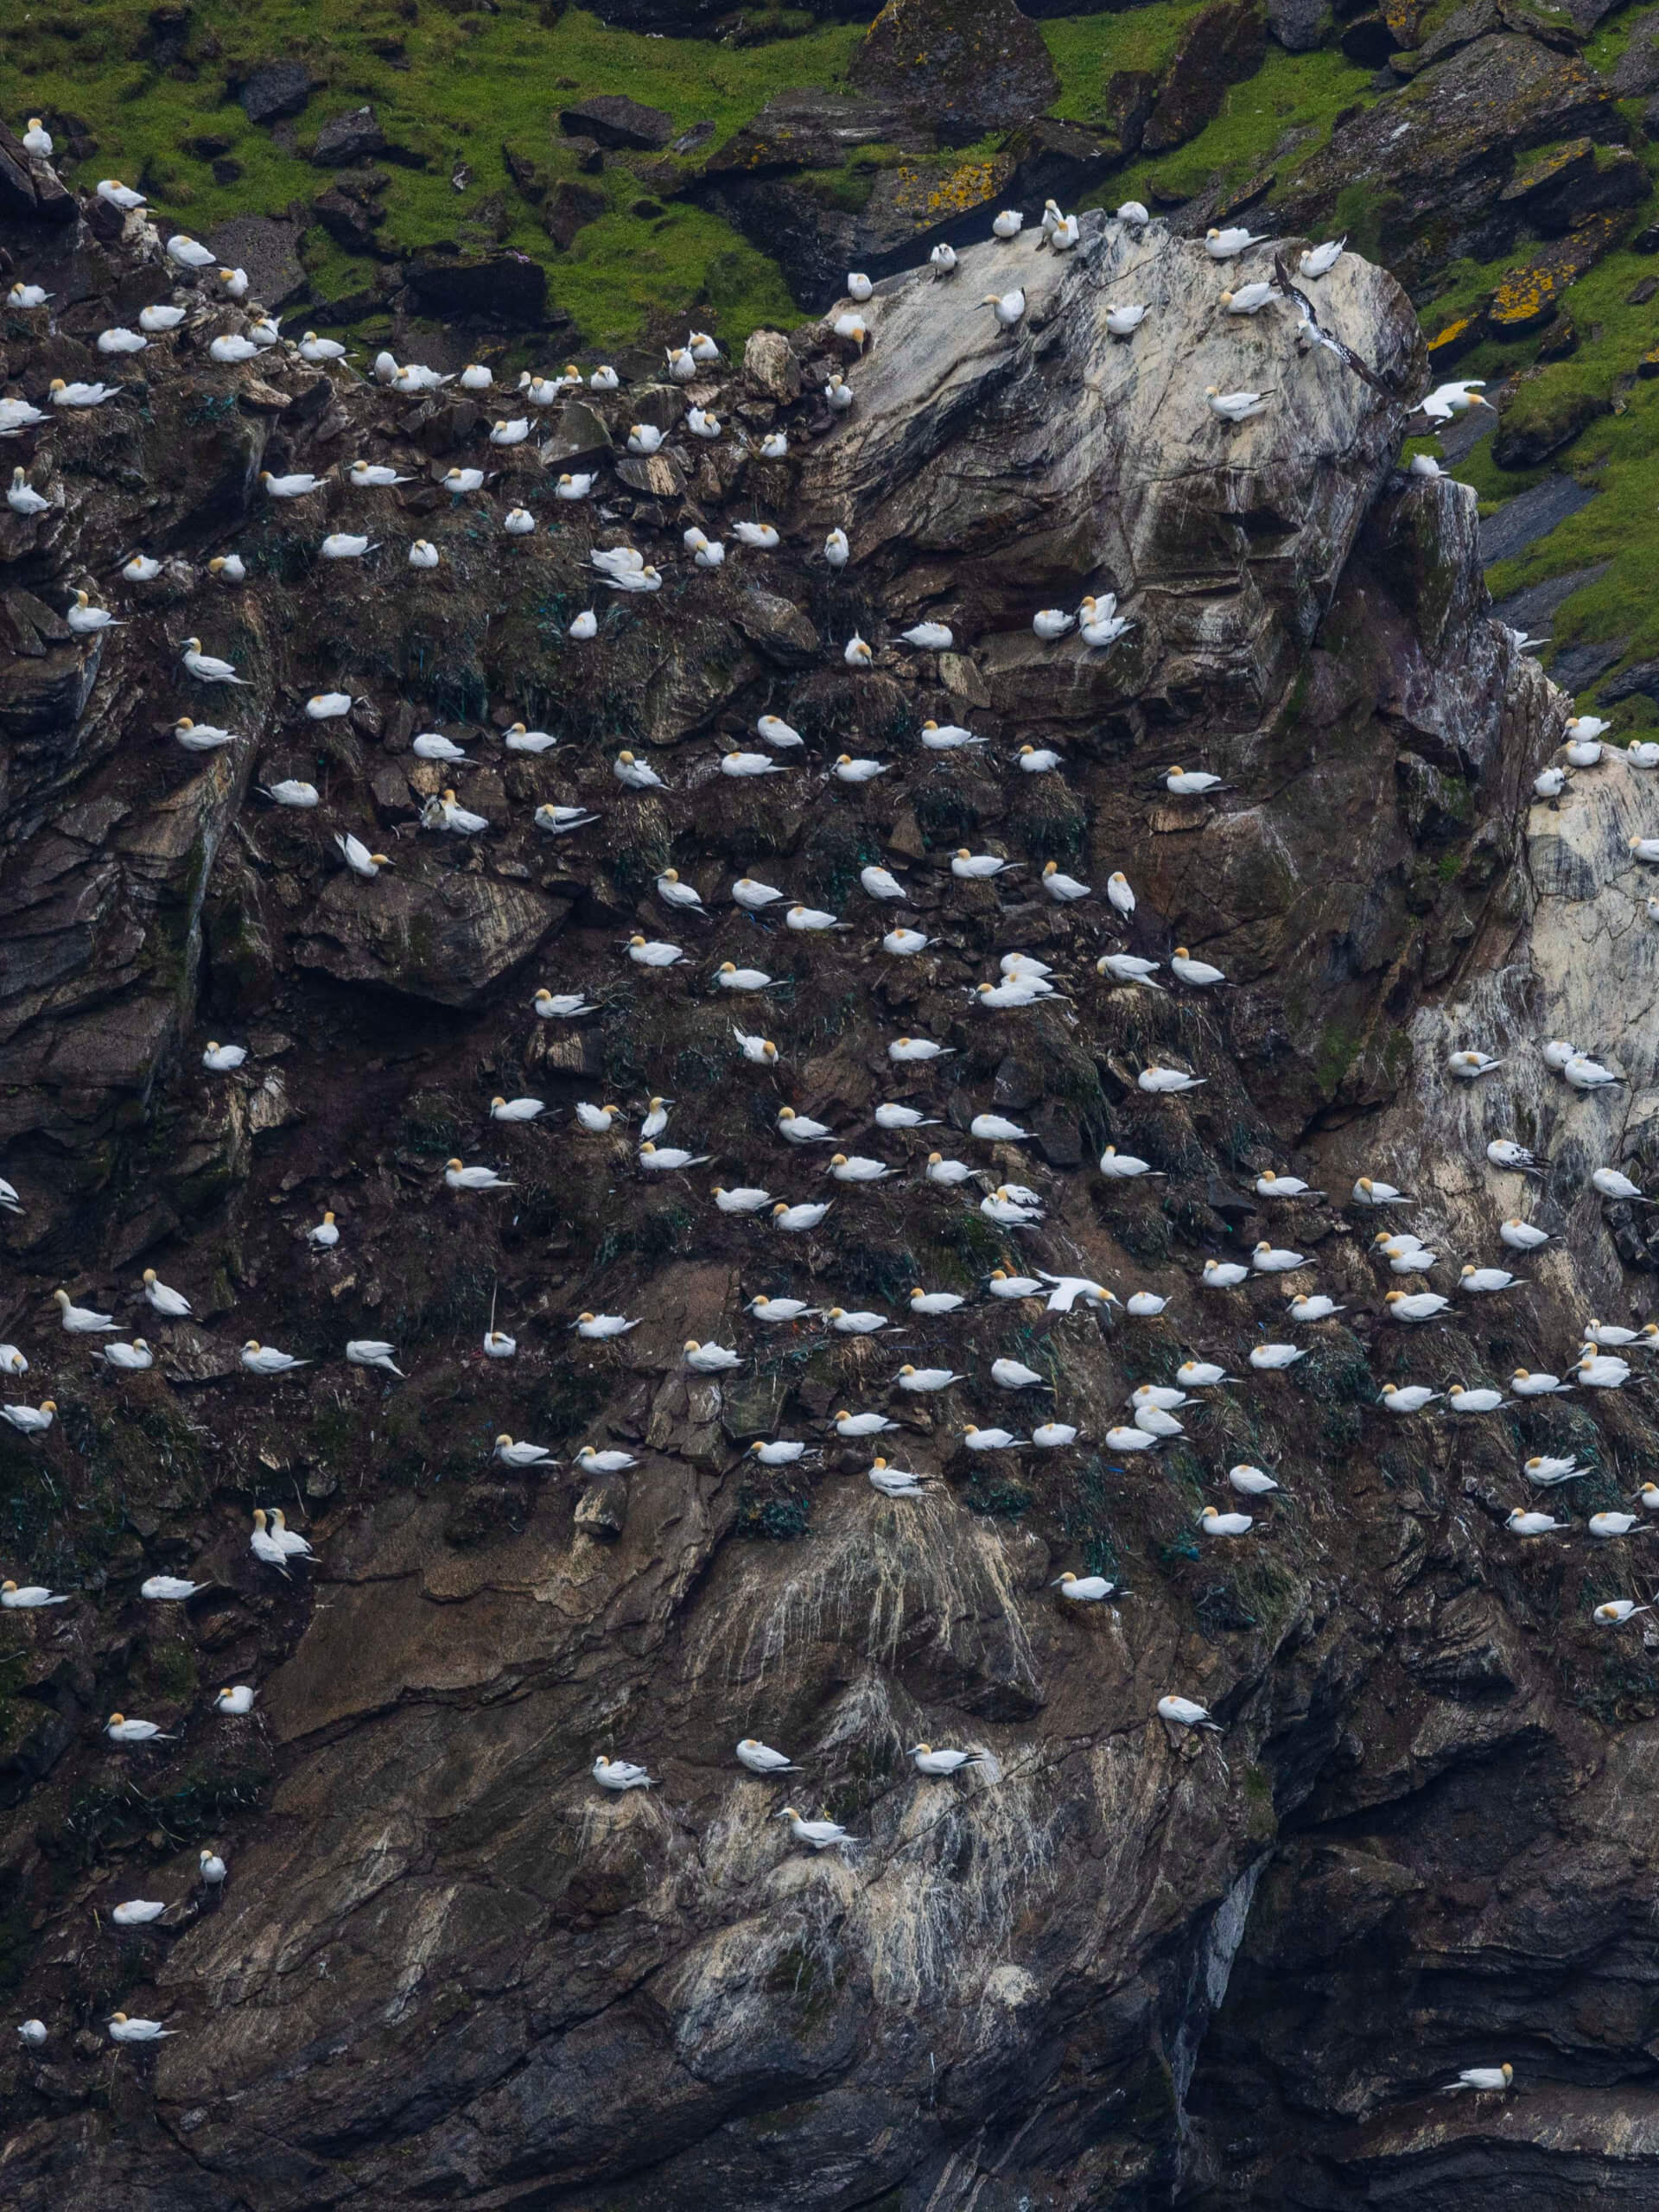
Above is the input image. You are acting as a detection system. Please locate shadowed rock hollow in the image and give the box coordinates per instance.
[1,184,1657,2212]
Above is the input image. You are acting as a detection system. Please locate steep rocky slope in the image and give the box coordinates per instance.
[2,154,1659,2212]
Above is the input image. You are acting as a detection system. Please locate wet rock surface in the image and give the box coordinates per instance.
[0,172,1654,2212]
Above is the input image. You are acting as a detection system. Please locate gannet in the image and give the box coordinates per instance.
[1446,1383,1508,1414]
[54,1289,115,1333]
[349,461,410,489]
[249,1509,292,1573]
[1248,1341,1305,1370]
[320,530,378,562]
[1565,1053,1624,1090]
[66,590,121,636]
[929,244,958,278]
[987,1270,1043,1298]
[776,1805,861,1850]
[594,1754,655,1791]
[504,508,536,535]
[306,1212,340,1249]
[736,1735,802,1777]
[346,1338,404,1376]
[299,333,348,362]
[443,1160,514,1192]
[1033,608,1074,640]
[842,632,873,666]
[141,1268,191,1319]
[105,1713,174,1744]
[1097,955,1165,994]
[0,1182,19,1219]
[208,553,247,583]
[1509,1509,1567,1537]
[240,1340,308,1376]
[1201,1260,1249,1288]
[1206,385,1271,422]
[97,326,147,355]
[1206,225,1269,259]
[1220,282,1275,315]
[900,621,954,652]
[1106,302,1148,339]
[716,961,779,989]
[1287,1294,1344,1323]
[180,638,245,683]
[747,1296,819,1325]
[1386,1289,1449,1322]
[555,475,594,502]
[98,176,147,209]
[910,1742,992,1777]
[879,1103,939,1134]
[261,780,320,809]
[778,1108,834,1143]
[575,1312,639,1338]
[721,749,789,779]
[925,1154,975,1185]
[0,1345,25,1373]
[1200,1506,1254,1539]
[0,394,47,425]
[627,937,684,971]
[209,333,258,365]
[167,232,215,267]
[0,1573,66,1605]
[824,372,855,411]
[1135,1402,1183,1439]
[1592,1166,1649,1204]
[1579,1350,1630,1389]
[536,990,599,1019]
[1534,765,1568,798]
[1459,1264,1518,1294]
[100,1340,153,1371]
[991,1357,1046,1391]
[492,1434,554,1471]
[490,1096,546,1124]
[1379,1383,1440,1412]
[868,1458,930,1495]
[336,833,392,879]
[685,406,721,441]
[919,720,986,750]
[397,364,455,393]
[755,710,803,751]
[684,1338,743,1373]
[1630,741,1659,768]
[825,1306,887,1337]
[732,1029,779,1067]
[895,1364,964,1394]
[1353,1176,1413,1205]
[1028,1422,1080,1451]
[1447,1049,1503,1080]
[1524,1455,1581,1486]
[828,1152,894,1182]
[505,721,560,753]
[759,432,787,461]
[109,2012,176,2043]
[1440,2063,1512,2094]
[1596,1600,1650,1624]
[1421,380,1493,421]
[1052,1571,1121,1602]
[1585,1319,1642,1344]
[614,751,667,791]
[1139,1066,1206,1094]
[952,848,1019,881]
[306,692,353,718]
[213,1685,256,1715]
[6,283,50,311]
[884,927,929,956]
[982,289,1026,332]
[1158,1696,1222,1732]
[773,1200,831,1231]
[18,2018,46,2050]
[824,528,850,567]
[1568,713,1610,741]
[1510,1369,1571,1395]
[7,467,48,516]
[639,1097,672,1140]
[833,1408,896,1438]
[407,538,441,569]
[969,1113,1029,1143]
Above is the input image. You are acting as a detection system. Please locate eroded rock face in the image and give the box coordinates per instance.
[0,189,1647,2212]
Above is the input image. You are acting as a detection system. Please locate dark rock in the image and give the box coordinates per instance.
[1478,473,1598,565]
[502,146,549,203]
[543,180,607,249]
[743,326,801,401]
[295,874,566,1004]
[1338,13,1397,64]
[138,5,192,66]
[629,197,664,219]
[237,60,313,126]
[540,400,613,469]
[0,121,75,226]
[211,156,244,187]
[573,1473,628,1539]
[312,184,385,255]
[1001,116,1124,210]
[671,120,715,155]
[1268,0,1332,45]
[1612,22,1659,96]
[310,105,386,166]
[1489,213,1631,336]
[1276,34,1621,288]
[1527,146,1649,237]
[733,588,821,667]
[556,93,674,151]
[405,252,550,326]
[564,135,605,174]
[849,0,1060,146]
[701,90,930,178]
[1143,3,1269,154]
[1599,656,1659,704]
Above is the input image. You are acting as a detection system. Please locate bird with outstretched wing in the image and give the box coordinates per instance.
[1270,253,1392,394]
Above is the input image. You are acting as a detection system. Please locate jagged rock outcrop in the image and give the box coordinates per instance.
[3,178,1656,2212]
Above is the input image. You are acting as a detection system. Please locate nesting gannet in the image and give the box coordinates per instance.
[1524,1455,1581,1487]
[896,1365,965,1394]
[1592,1166,1651,1203]
[1031,1423,1083,1451]
[305,1208,341,1249]
[0,394,47,427]
[982,288,1026,334]
[1205,385,1271,423]
[1378,1383,1440,1413]
[0,1345,25,1373]
[716,961,779,990]
[777,1108,835,1145]
[1033,607,1074,642]
[261,779,321,810]
[1508,1509,1569,1538]
[1630,741,1659,768]
[306,692,353,719]
[910,1742,993,1778]
[535,990,598,1020]
[627,937,685,973]
[17,2018,47,2049]
[594,1754,655,1791]
[773,1201,831,1232]
[105,1713,175,1744]
[969,1113,1029,1144]
[1220,281,1275,315]
[7,467,48,517]
[1352,1176,1414,1205]
[167,231,215,268]
[180,638,246,684]
[1447,1049,1503,1081]
[504,722,559,756]
[299,333,348,362]
[747,1296,819,1326]
[1564,1053,1624,1091]
[867,1458,931,1496]
[213,1685,255,1715]
[1459,1264,1519,1295]
[575,1312,639,1339]
[240,1340,308,1376]
[335,833,392,880]
[824,372,855,412]
[443,1160,514,1192]
[1578,1350,1631,1389]
[1385,1288,1449,1323]
[504,507,537,536]
[827,1153,895,1184]
[1534,765,1568,799]
[1444,1382,1508,1415]
[407,538,440,569]
[1510,1369,1571,1396]
[987,1270,1043,1298]
[346,1339,405,1376]
[834,1408,897,1438]
[97,326,147,356]
[925,1154,975,1186]
[990,1357,1046,1391]
[951,848,1020,881]
[1158,1696,1223,1734]
[1584,1318,1643,1344]
[721,749,790,779]
[826,1306,887,1336]
[614,751,667,791]
[248,1509,293,1573]
[100,1340,154,1371]
[684,1339,743,1373]
[109,2012,176,2043]
[54,1289,115,1334]
[1440,2063,1513,2095]
[1596,1600,1650,1625]
[776,1805,861,1850]
[65,590,121,637]
[139,1269,191,1320]
[0,1574,67,1606]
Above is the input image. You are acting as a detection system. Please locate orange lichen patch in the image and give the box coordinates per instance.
[1426,308,1487,363]
[1498,135,1594,204]
[888,155,1014,228]
[1489,213,1628,334]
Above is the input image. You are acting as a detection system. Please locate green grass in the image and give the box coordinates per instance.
[1042,3,1209,124]
[0,1,854,348]
[1106,46,1377,212]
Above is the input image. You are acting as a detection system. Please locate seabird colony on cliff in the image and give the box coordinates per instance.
[0,128,1637,2101]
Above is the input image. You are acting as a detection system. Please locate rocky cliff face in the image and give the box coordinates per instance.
[1,174,1656,2212]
